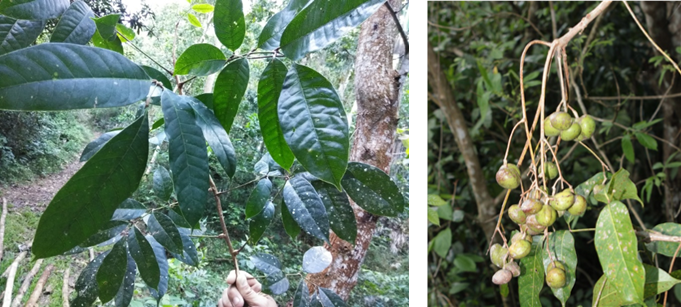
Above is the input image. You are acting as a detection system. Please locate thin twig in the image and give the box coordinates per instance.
[384,2,409,55]
[0,198,6,261]
[208,175,240,276]
[664,242,681,307]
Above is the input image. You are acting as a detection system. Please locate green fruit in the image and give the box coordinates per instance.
[548,261,565,271]
[496,165,521,190]
[508,205,526,224]
[525,214,546,232]
[536,205,557,227]
[546,267,566,288]
[544,119,560,137]
[560,122,582,141]
[544,162,558,180]
[568,195,587,216]
[509,239,532,259]
[504,261,521,277]
[521,223,544,235]
[520,198,543,215]
[492,269,513,285]
[550,189,575,211]
[507,164,521,177]
[578,115,596,139]
[490,243,508,268]
[511,232,532,244]
[550,112,573,131]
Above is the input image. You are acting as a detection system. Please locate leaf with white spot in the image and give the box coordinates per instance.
[646,223,681,257]
[302,246,332,274]
[283,176,329,243]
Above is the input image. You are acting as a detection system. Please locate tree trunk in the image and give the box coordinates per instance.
[306,0,403,300]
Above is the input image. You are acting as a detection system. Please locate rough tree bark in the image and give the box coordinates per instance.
[427,43,496,240]
[306,0,403,300]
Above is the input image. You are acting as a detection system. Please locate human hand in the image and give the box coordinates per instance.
[218,270,278,307]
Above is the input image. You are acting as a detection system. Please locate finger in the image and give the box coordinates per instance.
[251,280,262,293]
[228,285,244,307]
[236,273,270,306]
[226,271,255,285]
[220,287,233,307]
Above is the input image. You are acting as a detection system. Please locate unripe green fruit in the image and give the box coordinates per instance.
[496,165,521,190]
[568,194,587,216]
[550,189,575,211]
[511,232,532,244]
[578,115,596,139]
[492,269,513,285]
[509,239,532,259]
[550,112,573,131]
[507,164,521,177]
[504,261,521,277]
[546,268,566,288]
[508,205,526,224]
[560,122,582,141]
[544,119,561,137]
[490,243,508,268]
[544,162,558,180]
[548,261,565,271]
[525,214,547,232]
[520,198,543,215]
[536,205,557,227]
[522,223,544,235]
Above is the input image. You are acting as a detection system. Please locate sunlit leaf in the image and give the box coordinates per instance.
[258,59,294,170]
[214,0,245,51]
[175,43,225,76]
[214,58,249,133]
[622,135,635,163]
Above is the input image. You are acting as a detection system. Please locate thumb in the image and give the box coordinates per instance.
[235,273,268,306]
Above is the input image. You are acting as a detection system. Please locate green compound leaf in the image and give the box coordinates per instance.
[175,43,225,76]
[645,223,681,257]
[50,1,96,45]
[153,166,173,202]
[342,162,405,217]
[643,264,681,299]
[147,212,183,255]
[71,251,109,306]
[214,0,245,51]
[96,238,128,303]
[80,131,120,162]
[0,44,150,110]
[128,227,160,290]
[245,179,273,219]
[188,97,237,177]
[0,16,45,55]
[114,253,136,307]
[542,231,577,305]
[281,200,301,239]
[278,64,349,188]
[0,0,69,20]
[249,200,275,245]
[142,65,172,90]
[283,176,329,243]
[213,58,249,133]
[161,91,209,227]
[622,135,635,164]
[595,201,645,304]
[258,59,294,170]
[33,114,148,258]
[518,238,544,307]
[258,0,312,50]
[280,0,385,60]
[313,181,357,243]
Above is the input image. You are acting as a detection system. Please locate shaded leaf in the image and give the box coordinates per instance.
[142,65,172,90]
[592,275,625,307]
[175,43,226,76]
[114,253,136,307]
[643,264,681,298]
[283,176,329,243]
[281,200,301,239]
[269,276,290,295]
[622,135,635,163]
[645,223,681,257]
[541,231,577,305]
[189,97,237,177]
[147,212,183,254]
[71,251,109,306]
[0,16,45,55]
[80,131,120,162]
[127,227,160,290]
[96,238,128,303]
[246,179,273,219]
[213,58,249,133]
[278,64,349,188]
[293,279,310,307]
[0,0,69,20]
[258,58,294,170]
[302,246,332,274]
[91,27,122,54]
[636,132,658,151]
[313,181,357,243]
[318,288,346,307]
[258,0,312,50]
[214,0,245,51]
[33,114,148,258]
[428,208,440,226]
[431,228,450,258]
[249,200,275,245]
[427,194,447,207]
[342,162,405,216]
[251,253,289,295]
[518,238,544,307]
[111,198,146,221]
[92,14,119,41]
[608,169,643,206]
[169,227,199,267]
[153,166,173,201]
[79,221,127,248]
[195,93,213,110]
[145,235,169,302]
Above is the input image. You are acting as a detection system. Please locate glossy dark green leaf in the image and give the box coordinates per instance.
[142,65,172,90]
[313,181,356,243]
[278,64,349,188]
[114,253,136,307]
[342,162,404,217]
[71,251,109,306]
[111,198,146,221]
[168,207,192,228]
[145,235,169,301]
[80,131,120,161]
[302,246,332,274]
[170,227,199,266]
[162,91,209,226]
[280,0,385,60]
[214,0,245,51]
[92,14,119,41]
[79,221,127,248]
[281,200,301,239]
[0,0,69,20]
[318,287,346,307]
[0,16,44,55]
[283,176,329,243]
[541,231,577,305]
[645,223,681,257]
[595,201,645,304]
[251,253,282,275]
[518,238,544,307]
[258,59,294,170]
[269,276,290,295]
[96,238,128,303]
[195,93,213,110]
[148,212,183,254]
[310,293,322,307]
[249,200,275,245]
[643,264,681,299]
[254,152,284,176]
[246,179,273,219]
[622,135,635,163]
[128,227,160,290]
[50,1,95,44]
[636,132,658,151]
[213,58,249,133]
[293,279,310,307]
[153,166,173,201]
[0,44,149,110]
[33,114,148,258]
[189,97,237,177]
[175,43,226,76]
[258,0,312,50]
[608,169,643,205]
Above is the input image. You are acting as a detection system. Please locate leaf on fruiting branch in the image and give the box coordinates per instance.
[645,223,681,257]
[635,132,658,151]
[622,135,635,163]
[592,275,625,307]
[542,231,577,305]
[518,237,544,307]
[608,169,643,206]
[642,264,681,299]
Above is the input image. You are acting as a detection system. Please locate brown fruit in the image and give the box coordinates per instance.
[520,198,543,215]
[550,189,575,211]
[550,112,573,131]
[568,194,587,216]
[536,205,557,227]
[546,267,566,288]
[492,269,513,285]
[509,239,532,259]
[490,243,508,268]
[496,165,521,190]
[508,205,526,224]
[504,261,521,277]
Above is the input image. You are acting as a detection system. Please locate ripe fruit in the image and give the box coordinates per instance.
[544,162,558,180]
[550,112,573,131]
[544,119,560,137]
[504,261,521,277]
[568,194,587,216]
[508,205,526,224]
[520,198,543,215]
[490,244,508,268]
[492,269,513,285]
[578,115,596,139]
[536,205,557,227]
[509,239,532,259]
[550,189,575,211]
[496,165,521,190]
[546,267,566,288]
[560,122,582,141]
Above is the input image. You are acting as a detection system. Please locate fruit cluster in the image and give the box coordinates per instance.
[544,111,595,141]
